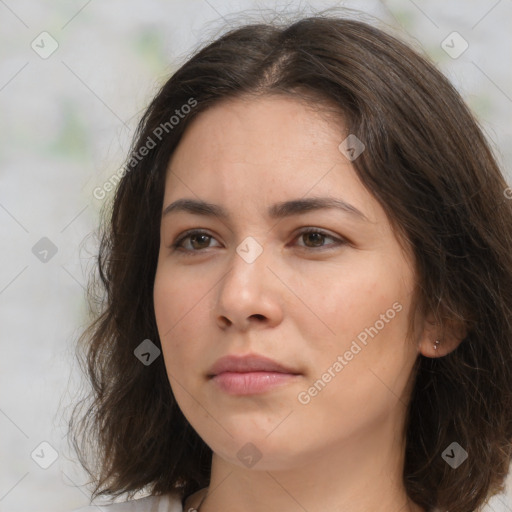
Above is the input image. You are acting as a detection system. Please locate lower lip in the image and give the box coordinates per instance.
[211,371,299,395]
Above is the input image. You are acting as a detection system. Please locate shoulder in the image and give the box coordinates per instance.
[70,493,184,512]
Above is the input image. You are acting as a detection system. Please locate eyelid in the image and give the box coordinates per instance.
[170,227,348,253]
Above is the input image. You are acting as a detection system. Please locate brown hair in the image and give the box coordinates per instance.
[69,13,512,512]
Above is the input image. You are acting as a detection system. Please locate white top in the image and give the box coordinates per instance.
[71,493,187,512]
[71,493,454,512]
[70,493,453,512]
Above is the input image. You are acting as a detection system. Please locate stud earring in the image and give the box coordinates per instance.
[434,339,440,350]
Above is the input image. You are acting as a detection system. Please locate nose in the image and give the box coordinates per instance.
[213,244,284,331]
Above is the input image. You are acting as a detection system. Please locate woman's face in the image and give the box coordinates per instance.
[153,95,425,470]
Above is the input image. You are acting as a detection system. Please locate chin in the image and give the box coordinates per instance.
[203,424,314,471]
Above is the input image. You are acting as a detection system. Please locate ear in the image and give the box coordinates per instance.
[417,310,468,358]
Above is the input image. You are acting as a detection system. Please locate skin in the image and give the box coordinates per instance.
[153,95,463,512]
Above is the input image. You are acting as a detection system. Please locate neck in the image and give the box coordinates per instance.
[192,411,425,512]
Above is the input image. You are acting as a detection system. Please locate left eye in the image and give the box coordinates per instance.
[294,228,342,249]
[171,228,345,253]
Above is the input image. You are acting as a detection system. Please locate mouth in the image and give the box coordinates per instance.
[207,354,302,395]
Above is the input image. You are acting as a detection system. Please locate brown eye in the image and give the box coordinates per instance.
[188,233,212,250]
[171,228,346,254]
[172,230,220,252]
[295,228,345,249]
[301,231,327,247]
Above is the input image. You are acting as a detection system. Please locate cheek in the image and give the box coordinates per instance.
[306,270,414,391]
[153,259,211,335]
[153,265,208,376]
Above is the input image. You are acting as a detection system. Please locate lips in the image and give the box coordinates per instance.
[207,354,300,377]
[207,354,302,395]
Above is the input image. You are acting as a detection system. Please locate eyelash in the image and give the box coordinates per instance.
[170,227,347,254]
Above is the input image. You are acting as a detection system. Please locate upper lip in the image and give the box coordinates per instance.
[208,354,300,377]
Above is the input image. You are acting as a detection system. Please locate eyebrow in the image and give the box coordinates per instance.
[161,197,369,222]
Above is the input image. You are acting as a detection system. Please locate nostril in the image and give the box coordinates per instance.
[221,317,232,327]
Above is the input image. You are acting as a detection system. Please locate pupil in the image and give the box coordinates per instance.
[306,233,323,246]
[192,234,209,248]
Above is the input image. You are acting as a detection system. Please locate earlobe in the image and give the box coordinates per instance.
[417,311,467,358]
[418,336,448,358]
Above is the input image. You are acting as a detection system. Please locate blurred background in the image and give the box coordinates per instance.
[1,1,511,511]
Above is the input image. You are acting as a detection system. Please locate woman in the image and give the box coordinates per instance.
[70,14,512,512]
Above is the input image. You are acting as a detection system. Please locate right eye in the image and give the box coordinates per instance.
[171,229,221,253]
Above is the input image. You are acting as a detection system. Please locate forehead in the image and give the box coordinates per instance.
[170,93,342,159]
[163,94,380,222]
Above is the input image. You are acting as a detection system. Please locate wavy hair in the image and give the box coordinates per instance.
[69,13,512,512]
